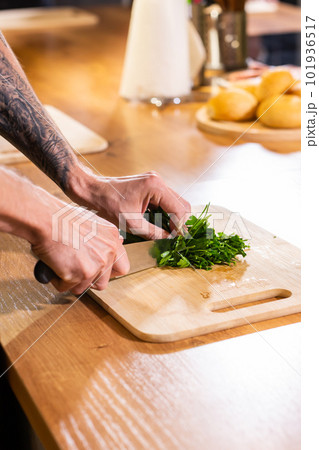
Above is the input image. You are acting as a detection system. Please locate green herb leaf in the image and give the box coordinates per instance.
[153,203,249,269]
[123,203,249,270]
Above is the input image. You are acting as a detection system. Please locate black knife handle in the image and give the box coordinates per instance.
[34,260,57,284]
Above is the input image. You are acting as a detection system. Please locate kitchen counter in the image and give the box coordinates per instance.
[0,6,300,449]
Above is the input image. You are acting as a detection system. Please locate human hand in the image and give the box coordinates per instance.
[32,202,129,295]
[69,171,191,240]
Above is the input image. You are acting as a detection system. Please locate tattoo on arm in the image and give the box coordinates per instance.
[0,34,76,191]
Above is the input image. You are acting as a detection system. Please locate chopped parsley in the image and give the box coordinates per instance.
[123,204,249,270]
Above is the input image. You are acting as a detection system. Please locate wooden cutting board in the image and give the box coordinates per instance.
[89,205,300,342]
[196,106,301,143]
[0,105,108,165]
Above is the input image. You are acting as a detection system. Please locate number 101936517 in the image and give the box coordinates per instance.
[305,16,316,86]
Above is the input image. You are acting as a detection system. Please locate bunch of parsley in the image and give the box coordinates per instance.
[123,204,249,270]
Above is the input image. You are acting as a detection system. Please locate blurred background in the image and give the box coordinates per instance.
[0,0,131,8]
[0,0,300,66]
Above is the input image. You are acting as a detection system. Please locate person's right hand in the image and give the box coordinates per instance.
[31,202,130,295]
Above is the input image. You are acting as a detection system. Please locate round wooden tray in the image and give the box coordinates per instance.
[196,106,301,143]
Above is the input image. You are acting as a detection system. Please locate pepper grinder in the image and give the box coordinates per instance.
[216,0,247,71]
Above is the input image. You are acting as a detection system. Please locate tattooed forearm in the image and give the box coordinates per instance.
[0,33,78,191]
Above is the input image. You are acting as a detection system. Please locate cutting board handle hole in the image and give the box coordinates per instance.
[209,288,292,313]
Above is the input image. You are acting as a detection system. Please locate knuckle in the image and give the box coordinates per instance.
[81,269,94,281]
[59,271,80,285]
[104,223,119,240]
[92,280,109,291]
[146,170,159,177]
[107,239,118,257]
[145,171,162,187]
[58,271,71,282]
[78,262,97,281]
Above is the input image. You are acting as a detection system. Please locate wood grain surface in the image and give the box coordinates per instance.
[0,5,301,450]
[0,7,98,32]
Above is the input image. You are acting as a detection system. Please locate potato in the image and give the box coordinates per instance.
[231,79,259,98]
[257,94,301,128]
[287,80,301,96]
[255,69,295,101]
[207,88,258,121]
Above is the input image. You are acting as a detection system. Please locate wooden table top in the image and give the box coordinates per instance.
[0,6,300,450]
[247,2,301,36]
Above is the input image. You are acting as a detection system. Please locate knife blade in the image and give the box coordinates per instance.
[120,240,157,277]
[34,240,157,284]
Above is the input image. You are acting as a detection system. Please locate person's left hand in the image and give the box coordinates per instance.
[69,171,191,240]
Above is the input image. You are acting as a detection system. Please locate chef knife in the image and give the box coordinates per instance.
[34,240,157,284]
